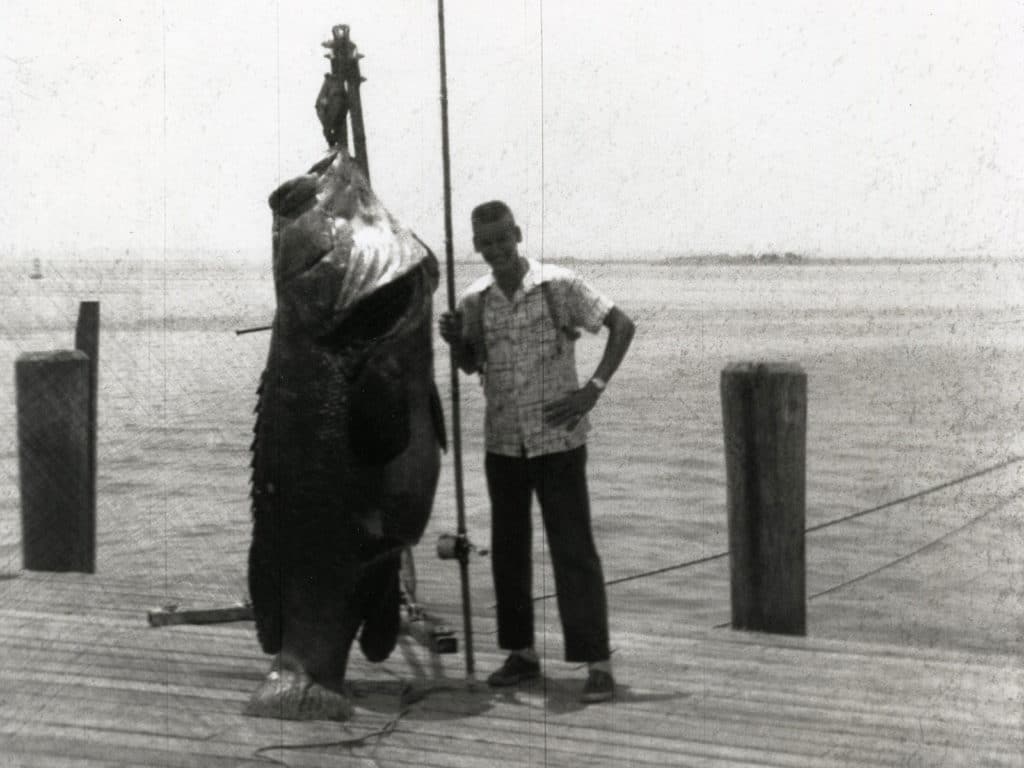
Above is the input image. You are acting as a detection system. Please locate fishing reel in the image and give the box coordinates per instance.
[435,533,487,563]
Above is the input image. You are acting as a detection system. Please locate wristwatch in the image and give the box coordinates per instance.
[588,376,607,391]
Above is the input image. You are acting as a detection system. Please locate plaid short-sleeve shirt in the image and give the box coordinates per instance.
[458,258,614,458]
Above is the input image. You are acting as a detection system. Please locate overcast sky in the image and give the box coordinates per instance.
[2,1,1021,261]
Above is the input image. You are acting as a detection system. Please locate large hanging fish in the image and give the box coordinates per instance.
[245,146,446,721]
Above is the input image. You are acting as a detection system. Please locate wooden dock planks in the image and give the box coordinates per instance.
[1,570,1020,767]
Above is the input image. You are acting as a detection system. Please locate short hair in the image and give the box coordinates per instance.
[471,200,515,226]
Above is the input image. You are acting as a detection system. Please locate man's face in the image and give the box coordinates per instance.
[473,215,522,278]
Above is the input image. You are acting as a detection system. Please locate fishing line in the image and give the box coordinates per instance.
[250,681,471,766]
[253,718,398,765]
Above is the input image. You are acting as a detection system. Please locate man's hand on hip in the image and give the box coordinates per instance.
[543,383,602,431]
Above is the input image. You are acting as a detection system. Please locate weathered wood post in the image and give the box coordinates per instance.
[16,350,94,572]
[721,362,806,634]
[74,300,99,562]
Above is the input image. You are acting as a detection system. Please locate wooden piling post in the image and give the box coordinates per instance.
[16,350,94,572]
[721,362,806,635]
[74,300,99,565]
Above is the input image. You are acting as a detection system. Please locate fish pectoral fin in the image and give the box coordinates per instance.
[349,355,410,465]
[430,380,448,452]
[357,551,402,663]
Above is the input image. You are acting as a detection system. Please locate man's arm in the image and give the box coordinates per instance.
[542,305,635,430]
[590,306,635,389]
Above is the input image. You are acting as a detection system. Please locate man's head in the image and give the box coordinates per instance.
[471,201,523,278]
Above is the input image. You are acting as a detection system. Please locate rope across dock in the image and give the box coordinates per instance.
[529,454,1024,605]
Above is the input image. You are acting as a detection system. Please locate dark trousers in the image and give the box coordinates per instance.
[485,445,610,663]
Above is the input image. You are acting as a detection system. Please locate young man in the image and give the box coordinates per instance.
[439,201,635,703]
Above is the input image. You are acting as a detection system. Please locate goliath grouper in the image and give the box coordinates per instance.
[245,148,446,720]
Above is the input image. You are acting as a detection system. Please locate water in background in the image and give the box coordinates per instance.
[1,256,1021,651]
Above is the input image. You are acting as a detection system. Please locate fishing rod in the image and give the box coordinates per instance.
[436,0,476,682]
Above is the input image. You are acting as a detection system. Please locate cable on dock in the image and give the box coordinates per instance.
[709,485,1024,627]
[804,454,1023,534]
[805,486,1024,601]
[527,454,1024,604]
[250,682,469,766]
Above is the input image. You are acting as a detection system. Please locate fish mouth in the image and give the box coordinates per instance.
[270,233,434,344]
[270,149,437,341]
[326,225,428,317]
[317,252,437,347]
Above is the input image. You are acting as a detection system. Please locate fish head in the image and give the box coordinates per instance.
[268,150,437,342]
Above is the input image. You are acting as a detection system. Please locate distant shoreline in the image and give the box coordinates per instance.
[650,254,995,267]
[5,252,1013,272]
[559,253,1009,267]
